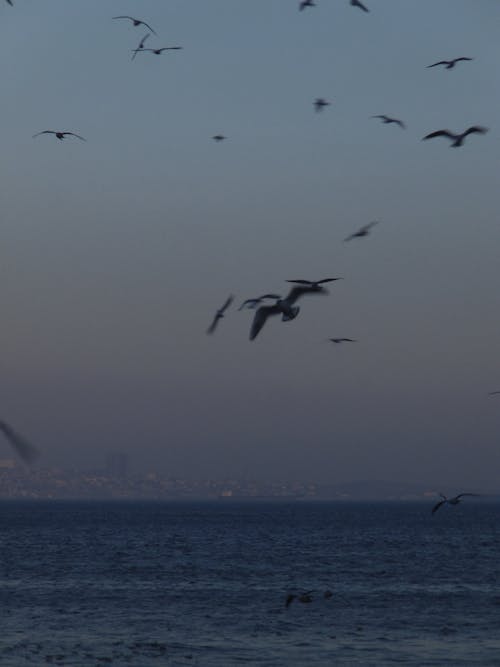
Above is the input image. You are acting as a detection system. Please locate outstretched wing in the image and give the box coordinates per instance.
[351,0,369,12]
[206,314,220,335]
[422,130,455,141]
[286,280,312,286]
[32,130,55,138]
[65,132,86,141]
[431,500,446,515]
[220,295,234,314]
[249,305,279,341]
[427,61,448,68]
[455,493,480,500]
[463,126,488,137]
[454,57,473,63]
[0,421,39,464]
[139,20,157,35]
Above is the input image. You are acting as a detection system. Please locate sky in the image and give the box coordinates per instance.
[0,0,499,489]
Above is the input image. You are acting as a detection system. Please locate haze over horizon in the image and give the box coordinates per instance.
[1,1,499,489]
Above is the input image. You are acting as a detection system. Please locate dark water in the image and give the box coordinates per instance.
[1,501,500,666]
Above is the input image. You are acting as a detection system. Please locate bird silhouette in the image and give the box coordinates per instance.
[286,278,341,289]
[250,283,331,341]
[0,420,39,464]
[238,294,282,311]
[112,16,157,35]
[344,221,379,242]
[33,131,86,141]
[329,338,356,344]
[132,47,182,56]
[488,391,500,396]
[432,493,480,515]
[212,135,226,142]
[285,590,314,607]
[427,57,473,70]
[207,296,234,335]
[350,0,369,12]
[5,0,13,6]
[422,126,488,147]
[314,98,330,112]
[131,33,151,60]
[372,115,405,129]
[299,0,316,10]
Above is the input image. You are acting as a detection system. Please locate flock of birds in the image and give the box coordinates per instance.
[0,2,492,516]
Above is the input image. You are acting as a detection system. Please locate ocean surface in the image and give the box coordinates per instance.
[1,500,499,666]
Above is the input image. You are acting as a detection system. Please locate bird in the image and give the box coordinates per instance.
[212,135,226,142]
[329,338,356,344]
[350,0,369,12]
[432,493,480,515]
[238,294,282,311]
[206,296,234,335]
[422,126,488,147]
[112,16,157,35]
[249,283,331,341]
[488,391,500,396]
[314,98,330,112]
[286,278,342,289]
[372,115,405,129]
[5,0,13,6]
[427,57,473,70]
[344,220,379,242]
[132,47,182,56]
[299,0,316,9]
[0,420,39,464]
[131,33,151,60]
[32,131,86,141]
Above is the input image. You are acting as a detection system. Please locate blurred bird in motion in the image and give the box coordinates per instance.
[33,130,86,141]
[372,115,405,129]
[422,126,488,147]
[431,492,480,515]
[207,296,234,335]
[113,16,157,35]
[427,57,473,70]
[344,220,379,242]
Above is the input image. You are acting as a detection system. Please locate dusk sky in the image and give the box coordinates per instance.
[1,1,499,488]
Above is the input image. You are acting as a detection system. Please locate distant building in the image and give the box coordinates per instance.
[105,451,129,478]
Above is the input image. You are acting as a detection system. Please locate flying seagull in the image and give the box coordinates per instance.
[350,0,369,12]
[238,294,282,311]
[33,131,86,141]
[0,420,39,464]
[249,283,331,341]
[314,98,330,112]
[299,0,315,9]
[132,47,182,56]
[329,338,356,344]
[112,16,157,35]
[206,295,234,335]
[431,493,480,515]
[422,126,488,147]
[286,278,341,289]
[344,220,379,242]
[427,57,473,70]
[212,135,226,142]
[372,115,405,129]
[131,33,151,60]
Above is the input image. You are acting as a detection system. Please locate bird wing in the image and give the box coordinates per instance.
[427,61,448,68]
[140,20,157,35]
[206,314,220,335]
[0,421,39,464]
[285,285,327,304]
[65,133,86,141]
[317,278,340,284]
[220,295,234,314]
[249,305,279,341]
[239,299,257,311]
[112,15,135,20]
[32,130,55,138]
[259,293,281,300]
[286,280,312,286]
[431,500,446,515]
[455,493,480,500]
[394,119,406,128]
[352,0,369,11]
[6,0,13,6]
[464,126,488,137]
[455,57,472,63]
[422,130,456,140]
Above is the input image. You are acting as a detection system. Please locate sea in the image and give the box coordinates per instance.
[1,500,499,667]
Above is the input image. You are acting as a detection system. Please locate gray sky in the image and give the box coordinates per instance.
[1,1,499,487]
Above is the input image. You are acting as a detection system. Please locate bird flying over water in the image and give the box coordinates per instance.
[329,338,356,344]
[422,126,487,147]
[431,493,480,515]
[372,115,405,129]
[285,591,314,607]
[427,57,472,70]
[206,295,234,335]
[314,98,330,112]
[350,0,369,12]
[249,283,331,341]
[33,131,86,141]
[112,16,157,35]
[131,33,151,60]
[238,294,282,311]
[299,0,315,10]
[132,47,182,56]
[0,420,39,464]
[344,221,379,242]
